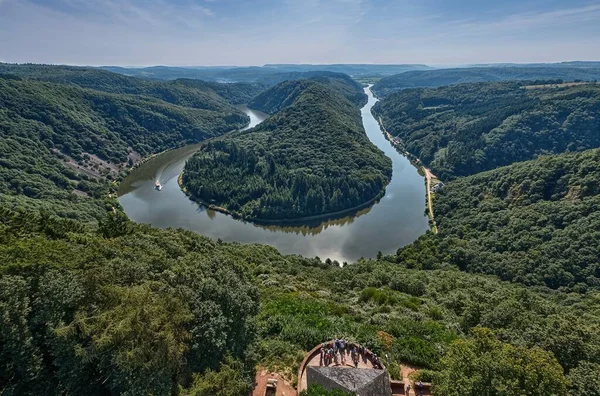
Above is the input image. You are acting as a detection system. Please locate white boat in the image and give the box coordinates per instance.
[155,181,162,191]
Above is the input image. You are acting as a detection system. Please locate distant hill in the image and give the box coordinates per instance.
[182,78,391,220]
[372,66,600,96]
[172,79,268,104]
[372,81,600,180]
[98,64,431,82]
[249,71,367,112]
[0,63,265,108]
[261,63,431,76]
[466,61,600,69]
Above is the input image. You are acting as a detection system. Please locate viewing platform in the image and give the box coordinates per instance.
[297,340,431,396]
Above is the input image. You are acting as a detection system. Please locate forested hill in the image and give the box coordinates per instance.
[4,66,600,395]
[182,80,392,220]
[372,66,600,96]
[2,205,599,395]
[0,63,264,110]
[248,71,367,112]
[372,82,600,180]
[0,74,249,222]
[399,148,600,290]
[172,79,268,104]
[100,63,431,81]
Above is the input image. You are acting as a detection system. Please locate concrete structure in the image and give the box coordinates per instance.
[298,341,392,395]
[307,366,391,396]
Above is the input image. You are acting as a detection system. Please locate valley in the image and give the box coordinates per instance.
[2,62,600,396]
[118,87,430,262]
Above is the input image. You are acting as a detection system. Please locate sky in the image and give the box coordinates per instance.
[1,0,599,66]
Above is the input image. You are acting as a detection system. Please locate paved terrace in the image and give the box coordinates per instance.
[298,342,384,393]
[297,341,432,396]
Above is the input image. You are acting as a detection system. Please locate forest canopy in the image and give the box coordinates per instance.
[398,149,600,290]
[3,208,598,395]
[372,82,600,180]
[3,63,600,395]
[182,78,392,220]
[0,68,251,222]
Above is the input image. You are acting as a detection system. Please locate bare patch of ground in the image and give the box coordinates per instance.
[253,370,297,396]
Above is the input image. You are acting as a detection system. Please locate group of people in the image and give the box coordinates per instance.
[405,381,426,396]
[319,339,383,369]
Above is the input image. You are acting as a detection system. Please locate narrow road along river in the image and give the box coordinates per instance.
[118,88,429,263]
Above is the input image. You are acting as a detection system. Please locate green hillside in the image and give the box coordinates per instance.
[399,149,600,290]
[249,72,367,112]
[372,66,600,96]
[0,63,263,110]
[182,79,391,220]
[173,79,268,104]
[0,74,249,222]
[4,207,600,395]
[373,82,600,180]
[3,65,600,396]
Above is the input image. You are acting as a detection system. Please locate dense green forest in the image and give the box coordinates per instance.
[0,63,264,110]
[373,82,600,180]
[3,208,600,395]
[249,73,367,112]
[0,70,250,222]
[182,79,391,220]
[3,63,600,395]
[371,66,600,96]
[398,149,600,290]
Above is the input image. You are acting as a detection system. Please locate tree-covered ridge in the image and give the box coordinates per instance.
[397,149,600,290]
[247,79,316,114]
[0,75,249,222]
[0,63,264,111]
[4,208,600,395]
[371,66,600,96]
[173,78,268,105]
[100,64,432,83]
[0,77,249,162]
[182,80,392,220]
[248,72,367,113]
[372,82,600,180]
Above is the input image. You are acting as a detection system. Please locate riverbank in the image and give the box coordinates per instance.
[376,116,438,234]
[178,171,385,226]
[118,87,429,263]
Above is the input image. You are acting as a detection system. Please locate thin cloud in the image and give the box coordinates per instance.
[455,3,600,34]
[33,0,214,30]
[1,0,599,65]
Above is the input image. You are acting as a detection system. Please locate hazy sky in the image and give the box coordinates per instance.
[1,0,599,66]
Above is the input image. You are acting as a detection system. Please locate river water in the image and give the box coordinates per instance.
[118,88,429,263]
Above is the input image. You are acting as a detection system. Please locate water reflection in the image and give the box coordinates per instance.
[118,90,429,262]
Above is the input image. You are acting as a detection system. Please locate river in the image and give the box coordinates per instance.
[118,87,429,263]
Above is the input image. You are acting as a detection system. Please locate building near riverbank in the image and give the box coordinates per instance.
[431,182,444,193]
